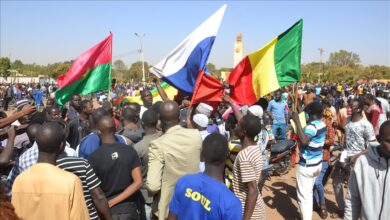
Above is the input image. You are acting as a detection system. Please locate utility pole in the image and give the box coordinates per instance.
[134,33,146,87]
[318,48,324,83]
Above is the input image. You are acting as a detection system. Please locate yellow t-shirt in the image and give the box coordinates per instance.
[12,163,89,220]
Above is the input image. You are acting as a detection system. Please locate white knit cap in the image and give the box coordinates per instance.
[248,105,263,118]
[193,113,208,128]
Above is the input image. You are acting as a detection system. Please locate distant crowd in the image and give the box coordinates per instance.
[0,79,389,220]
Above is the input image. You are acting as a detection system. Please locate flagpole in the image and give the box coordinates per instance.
[135,33,146,88]
[293,83,298,112]
[108,32,112,101]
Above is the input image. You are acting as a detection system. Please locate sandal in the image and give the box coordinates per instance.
[319,205,328,219]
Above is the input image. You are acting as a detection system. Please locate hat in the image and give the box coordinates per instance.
[196,103,213,117]
[193,113,208,128]
[15,99,32,111]
[248,105,263,118]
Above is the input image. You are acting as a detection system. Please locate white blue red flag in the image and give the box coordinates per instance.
[150,4,226,94]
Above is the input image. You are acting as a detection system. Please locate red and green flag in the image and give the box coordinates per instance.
[55,33,112,105]
[228,19,303,105]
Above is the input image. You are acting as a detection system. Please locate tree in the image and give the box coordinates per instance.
[328,50,361,67]
[112,60,127,81]
[46,61,72,78]
[12,60,23,70]
[206,63,216,73]
[113,60,127,72]
[0,57,11,77]
[127,61,149,82]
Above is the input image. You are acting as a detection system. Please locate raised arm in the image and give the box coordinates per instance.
[0,126,16,167]
[152,76,170,101]
[291,111,311,146]
[0,104,36,129]
[222,93,243,121]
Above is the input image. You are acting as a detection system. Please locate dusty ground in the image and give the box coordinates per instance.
[263,166,343,220]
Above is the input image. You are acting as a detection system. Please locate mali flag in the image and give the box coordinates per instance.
[55,33,112,105]
[228,19,302,105]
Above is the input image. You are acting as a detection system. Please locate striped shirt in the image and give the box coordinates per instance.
[57,156,101,220]
[233,145,265,219]
[300,119,326,166]
[225,139,241,189]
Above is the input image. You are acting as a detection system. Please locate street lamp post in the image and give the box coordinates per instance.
[134,33,146,87]
[318,48,324,83]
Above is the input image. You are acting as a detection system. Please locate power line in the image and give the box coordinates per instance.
[112,50,138,59]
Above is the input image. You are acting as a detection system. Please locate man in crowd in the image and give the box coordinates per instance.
[2,85,14,111]
[266,91,288,140]
[292,101,326,220]
[233,114,265,219]
[46,106,62,120]
[302,87,316,107]
[167,133,242,219]
[11,122,89,219]
[313,100,335,219]
[88,116,143,220]
[364,94,383,137]
[133,109,161,217]
[67,94,81,121]
[140,90,153,118]
[376,90,390,120]
[78,108,127,158]
[57,134,112,220]
[146,101,202,220]
[67,99,93,149]
[5,119,77,195]
[344,120,390,220]
[332,97,376,217]
[33,84,44,110]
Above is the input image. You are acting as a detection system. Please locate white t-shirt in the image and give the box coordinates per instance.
[345,118,376,156]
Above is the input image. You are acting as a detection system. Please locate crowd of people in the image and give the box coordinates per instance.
[0,78,389,220]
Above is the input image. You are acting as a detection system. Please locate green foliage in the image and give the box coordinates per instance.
[0,57,11,77]
[46,61,72,78]
[127,61,149,82]
[206,63,216,73]
[328,50,361,67]
[213,67,233,80]
[112,60,127,81]
[12,60,23,71]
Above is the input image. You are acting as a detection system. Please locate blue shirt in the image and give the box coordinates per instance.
[300,119,326,166]
[78,132,127,158]
[266,99,288,124]
[315,87,321,95]
[169,173,242,220]
[33,89,43,105]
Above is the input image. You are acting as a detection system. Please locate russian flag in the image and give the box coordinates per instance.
[150,4,226,94]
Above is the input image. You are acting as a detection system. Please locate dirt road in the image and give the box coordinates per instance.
[263,166,343,220]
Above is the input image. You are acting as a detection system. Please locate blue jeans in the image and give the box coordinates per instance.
[313,161,329,205]
[272,123,287,140]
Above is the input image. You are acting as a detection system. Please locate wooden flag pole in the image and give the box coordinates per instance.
[293,83,298,112]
